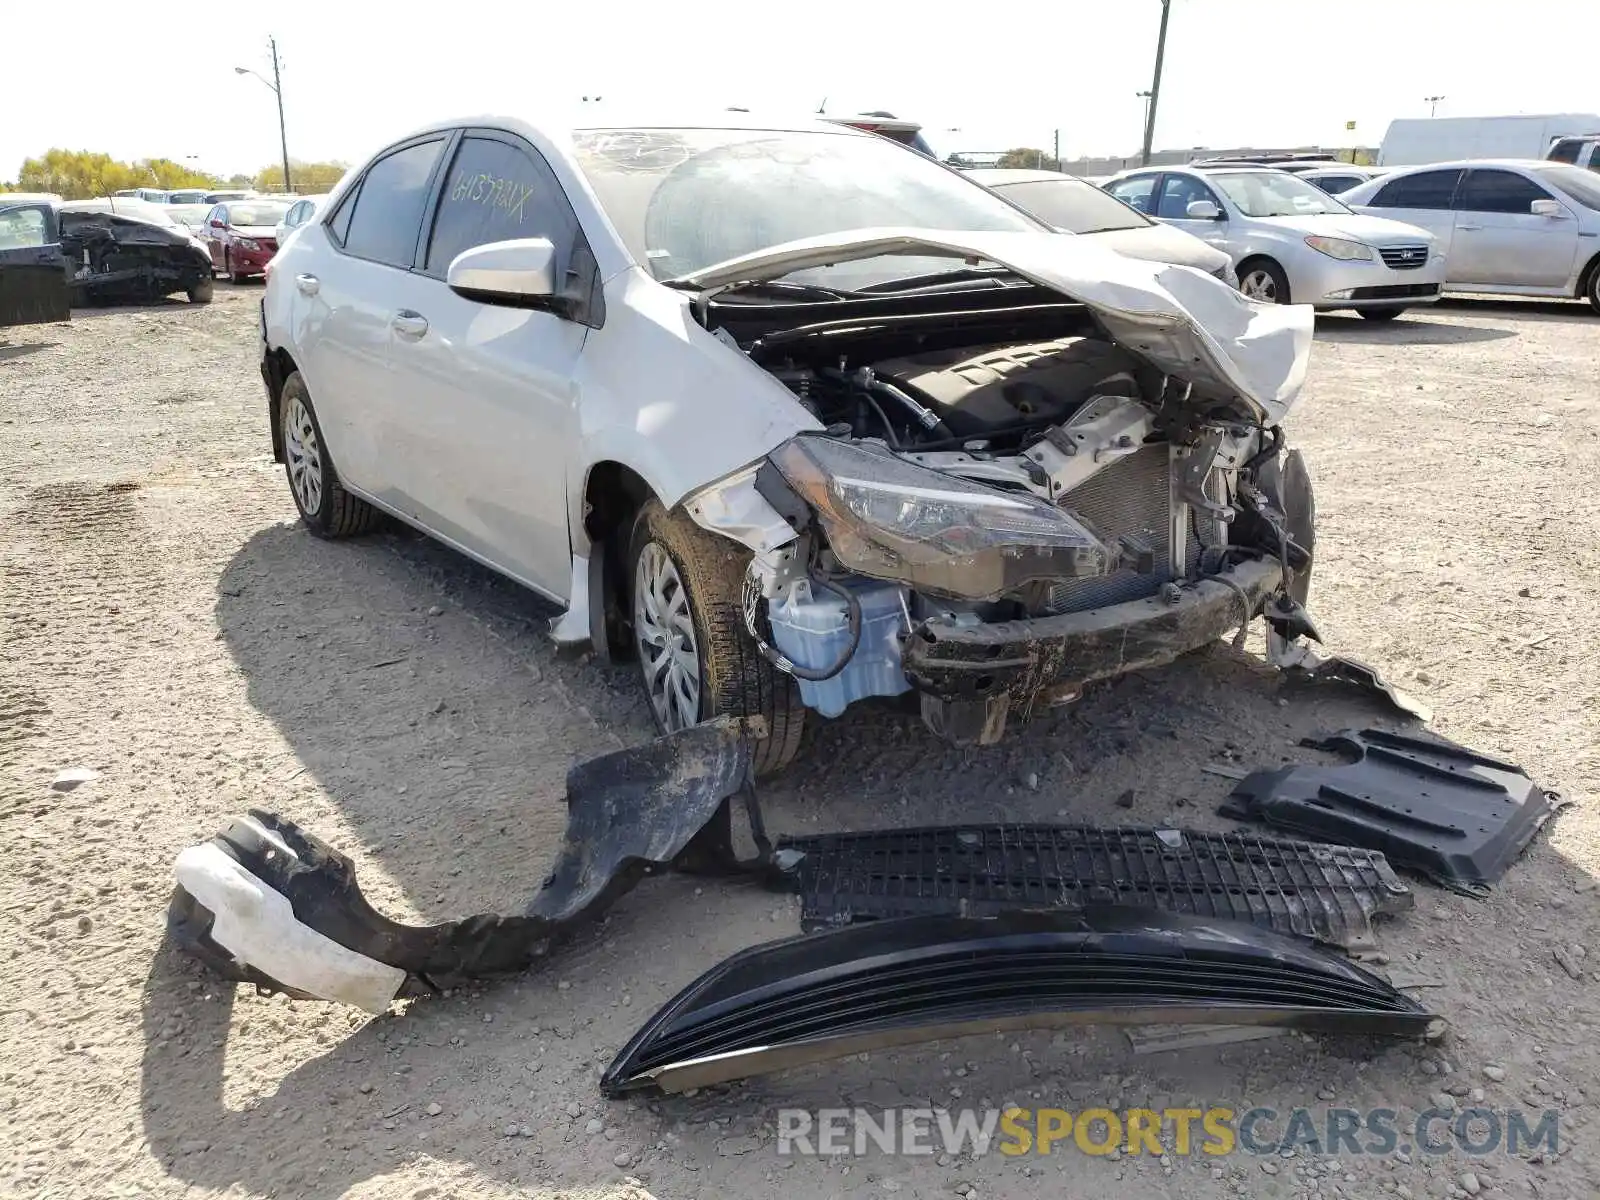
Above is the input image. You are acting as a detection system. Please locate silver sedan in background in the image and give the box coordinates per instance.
[1103,165,1446,320]
[965,168,1236,283]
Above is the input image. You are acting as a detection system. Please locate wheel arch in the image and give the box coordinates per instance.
[262,346,299,463]
[1235,253,1290,303]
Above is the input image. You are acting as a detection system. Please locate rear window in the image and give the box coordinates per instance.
[224,203,290,226]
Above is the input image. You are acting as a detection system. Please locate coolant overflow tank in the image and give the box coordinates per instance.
[767,579,912,717]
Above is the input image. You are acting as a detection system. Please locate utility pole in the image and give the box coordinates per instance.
[1425,94,1445,118]
[1140,0,1172,166]
[234,38,291,192]
[270,37,290,193]
[1053,128,1061,168]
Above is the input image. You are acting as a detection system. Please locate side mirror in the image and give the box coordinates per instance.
[208,219,225,229]
[1186,200,1222,220]
[447,237,558,305]
[1530,198,1564,218]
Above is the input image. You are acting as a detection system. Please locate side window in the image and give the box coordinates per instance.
[341,138,447,268]
[1548,139,1581,165]
[1156,174,1220,218]
[1456,169,1553,214]
[423,134,580,276]
[1368,169,1462,210]
[1107,176,1157,214]
[0,206,49,249]
[1312,175,1360,194]
[327,186,358,244]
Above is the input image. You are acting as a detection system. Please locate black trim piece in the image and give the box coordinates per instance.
[1224,727,1565,896]
[773,823,1412,951]
[602,908,1440,1095]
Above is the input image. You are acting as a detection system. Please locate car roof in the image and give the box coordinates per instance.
[389,111,871,145]
[965,168,1084,185]
[0,191,62,207]
[1374,158,1556,171]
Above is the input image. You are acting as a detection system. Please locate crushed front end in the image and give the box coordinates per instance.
[685,238,1319,746]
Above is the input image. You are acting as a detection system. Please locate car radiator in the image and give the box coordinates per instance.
[1043,444,1221,614]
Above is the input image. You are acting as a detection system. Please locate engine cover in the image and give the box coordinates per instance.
[872,337,1140,437]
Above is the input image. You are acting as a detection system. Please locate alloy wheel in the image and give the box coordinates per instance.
[1240,270,1279,302]
[633,541,701,732]
[283,395,325,516]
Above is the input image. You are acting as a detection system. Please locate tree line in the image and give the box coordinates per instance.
[2,149,349,198]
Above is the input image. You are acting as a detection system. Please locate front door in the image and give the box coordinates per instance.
[1450,168,1581,288]
[1153,173,1230,250]
[0,203,70,328]
[381,130,587,600]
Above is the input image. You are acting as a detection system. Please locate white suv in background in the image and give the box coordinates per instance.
[1103,165,1445,321]
[1341,161,1600,313]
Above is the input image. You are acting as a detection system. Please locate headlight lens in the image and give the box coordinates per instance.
[1304,235,1373,261]
[237,237,259,250]
[770,435,1112,600]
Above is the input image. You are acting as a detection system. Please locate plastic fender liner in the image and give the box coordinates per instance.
[1224,727,1566,896]
[601,907,1441,1095]
[772,824,1413,951]
[168,718,757,1002]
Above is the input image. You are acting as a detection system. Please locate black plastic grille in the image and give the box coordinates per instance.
[776,824,1411,950]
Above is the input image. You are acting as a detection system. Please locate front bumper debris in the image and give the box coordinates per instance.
[601,907,1442,1095]
[906,557,1282,745]
[1224,727,1566,896]
[169,718,759,1010]
[771,823,1412,952]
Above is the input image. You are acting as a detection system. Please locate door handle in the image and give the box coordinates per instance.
[1457,225,1482,232]
[391,310,429,339]
[295,273,320,296]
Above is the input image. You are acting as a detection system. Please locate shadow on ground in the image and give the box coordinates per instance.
[1313,313,1517,345]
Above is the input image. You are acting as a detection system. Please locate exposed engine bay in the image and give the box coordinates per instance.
[689,276,1317,744]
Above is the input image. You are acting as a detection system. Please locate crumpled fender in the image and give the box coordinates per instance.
[168,718,757,1011]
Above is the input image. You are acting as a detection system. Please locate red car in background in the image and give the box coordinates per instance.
[200,199,289,282]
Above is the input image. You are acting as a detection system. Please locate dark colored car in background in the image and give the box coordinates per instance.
[200,199,289,281]
[0,193,71,327]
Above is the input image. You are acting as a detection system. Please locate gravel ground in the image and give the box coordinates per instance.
[2,286,1597,1200]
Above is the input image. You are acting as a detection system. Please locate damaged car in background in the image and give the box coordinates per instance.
[0,193,213,323]
[260,114,1319,772]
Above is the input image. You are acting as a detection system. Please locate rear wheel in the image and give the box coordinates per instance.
[279,371,381,538]
[1238,259,1291,304]
[1358,306,1406,322]
[627,499,805,775]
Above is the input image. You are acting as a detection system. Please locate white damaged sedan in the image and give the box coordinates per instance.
[260,113,1320,771]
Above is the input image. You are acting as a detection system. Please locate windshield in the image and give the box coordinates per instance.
[1209,171,1352,218]
[1534,163,1600,210]
[226,202,289,226]
[992,177,1151,233]
[572,126,1041,286]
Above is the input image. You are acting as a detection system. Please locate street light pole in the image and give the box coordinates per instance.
[1137,90,1152,152]
[1425,94,1445,118]
[1140,0,1172,166]
[234,37,291,192]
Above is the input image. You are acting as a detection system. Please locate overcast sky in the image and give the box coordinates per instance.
[5,0,1599,180]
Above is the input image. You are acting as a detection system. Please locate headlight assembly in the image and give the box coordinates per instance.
[1304,235,1373,262]
[770,435,1113,601]
[237,237,260,251]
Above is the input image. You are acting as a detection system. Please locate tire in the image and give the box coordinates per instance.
[1586,260,1600,315]
[187,278,214,305]
[1238,259,1291,305]
[627,498,805,775]
[1357,307,1406,322]
[278,371,381,538]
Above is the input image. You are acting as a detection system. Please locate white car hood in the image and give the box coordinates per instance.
[679,228,1312,423]
[1084,223,1232,276]
[1255,211,1432,244]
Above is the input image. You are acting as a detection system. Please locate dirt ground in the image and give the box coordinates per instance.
[2,286,1598,1200]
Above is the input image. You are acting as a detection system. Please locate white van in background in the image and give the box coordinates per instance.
[1379,114,1600,166]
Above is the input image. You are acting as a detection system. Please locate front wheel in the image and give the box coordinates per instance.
[1238,260,1291,304]
[1358,307,1407,322]
[187,278,214,304]
[1586,264,1600,315]
[627,499,805,775]
[278,372,381,538]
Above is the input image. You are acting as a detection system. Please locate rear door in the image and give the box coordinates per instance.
[1104,173,1161,217]
[1450,167,1580,288]
[0,203,70,328]
[1357,168,1462,257]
